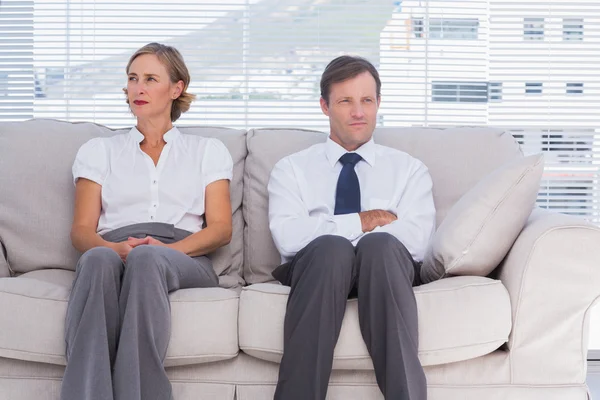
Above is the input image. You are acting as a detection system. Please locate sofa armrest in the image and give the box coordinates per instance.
[0,241,9,278]
[497,208,600,385]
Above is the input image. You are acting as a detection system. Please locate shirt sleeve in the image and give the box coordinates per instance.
[268,157,364,259]
[202,138,234,187]
[72,137,108,186]
[369,160,436,262]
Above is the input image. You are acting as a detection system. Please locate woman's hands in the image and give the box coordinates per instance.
[126,236,169,248]
[108,237,170,262]
[109,241,134,262]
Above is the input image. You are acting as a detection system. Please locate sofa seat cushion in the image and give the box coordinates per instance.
[0,269,239,367]
[239,276,512,368]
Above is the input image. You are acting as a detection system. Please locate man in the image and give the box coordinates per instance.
[267,55,436,400]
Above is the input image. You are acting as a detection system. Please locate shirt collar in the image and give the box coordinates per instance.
[129,126,181,144]
[325,137,376,168]
[163,126,180,143]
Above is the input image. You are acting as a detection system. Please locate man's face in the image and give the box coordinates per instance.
[320,71,380,151]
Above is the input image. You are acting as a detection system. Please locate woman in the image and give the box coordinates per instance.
[61,43,233,400]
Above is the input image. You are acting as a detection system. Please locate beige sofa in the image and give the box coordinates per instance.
[0,119,598,400]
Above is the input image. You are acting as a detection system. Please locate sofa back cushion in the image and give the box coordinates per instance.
[421,153,545,283]
[0,119,246,289]
[243,127,523,284]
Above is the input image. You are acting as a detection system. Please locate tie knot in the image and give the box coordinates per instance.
[339,153,362,167]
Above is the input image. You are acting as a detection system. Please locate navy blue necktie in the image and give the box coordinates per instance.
[334,153,363,215]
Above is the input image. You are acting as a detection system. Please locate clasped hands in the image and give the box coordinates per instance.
[110,236,169,261]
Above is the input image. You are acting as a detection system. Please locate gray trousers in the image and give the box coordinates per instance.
[61,223,219,400]
[271,232,426,400]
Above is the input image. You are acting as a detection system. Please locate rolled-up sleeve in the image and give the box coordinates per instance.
[72,137,108,186]
[202,138,233,188]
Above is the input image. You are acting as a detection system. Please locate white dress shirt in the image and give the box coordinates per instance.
[72,126,233,235]
[268,137,436,263]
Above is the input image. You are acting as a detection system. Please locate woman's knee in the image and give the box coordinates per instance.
[124,245,165,277]
[126,245,162,263]
[73,247,123,291]
[77,247,122,275]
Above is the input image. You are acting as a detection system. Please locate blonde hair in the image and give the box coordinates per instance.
[124,42,196,122]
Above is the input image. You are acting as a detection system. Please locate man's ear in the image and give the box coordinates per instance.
[320,96,330,116]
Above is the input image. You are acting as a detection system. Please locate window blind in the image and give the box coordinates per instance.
[0,0,34,120]
[1,0,598,223]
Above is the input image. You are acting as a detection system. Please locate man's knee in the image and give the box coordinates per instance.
[356,232,408,255]
[304,235,353,258]
[295,235,355,277]
[356,233,414,275]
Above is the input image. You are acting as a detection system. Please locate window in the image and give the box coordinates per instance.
[488,82,503,102]
[541,131,592,154]
[0,73,7,98]
[431,81,502,103]
[429,18,479,40]
[34,73,45,99]
[34,68,65,99]
[2,1,599,225]
[537,183,595,216]
[567,83,584,95]
[509,128,596,218]
[524,17,544,40]
[563,18,584,41]
[525,82,543,94]
[432,82,489,103]
[0,0,34,120]
[412,18,424,38]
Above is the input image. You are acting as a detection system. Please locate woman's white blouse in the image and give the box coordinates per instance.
[72,127,233,235]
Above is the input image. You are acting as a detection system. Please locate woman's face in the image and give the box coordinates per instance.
[126,54,182,122]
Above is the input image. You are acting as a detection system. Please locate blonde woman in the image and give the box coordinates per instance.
[61,43,233,400]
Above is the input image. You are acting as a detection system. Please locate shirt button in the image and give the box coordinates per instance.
[153,180,157,184]
[150,216,154,220]
[153,204,157,208]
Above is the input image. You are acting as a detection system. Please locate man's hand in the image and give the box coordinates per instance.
[359,209,397,233]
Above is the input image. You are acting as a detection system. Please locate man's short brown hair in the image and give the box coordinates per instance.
[320,55,381,105]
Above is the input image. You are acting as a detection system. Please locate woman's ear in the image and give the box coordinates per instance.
[173,80,184,99]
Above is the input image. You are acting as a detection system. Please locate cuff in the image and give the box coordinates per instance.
[73,172,104,187]
[204,171,233,187]
[330,213,363,241]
